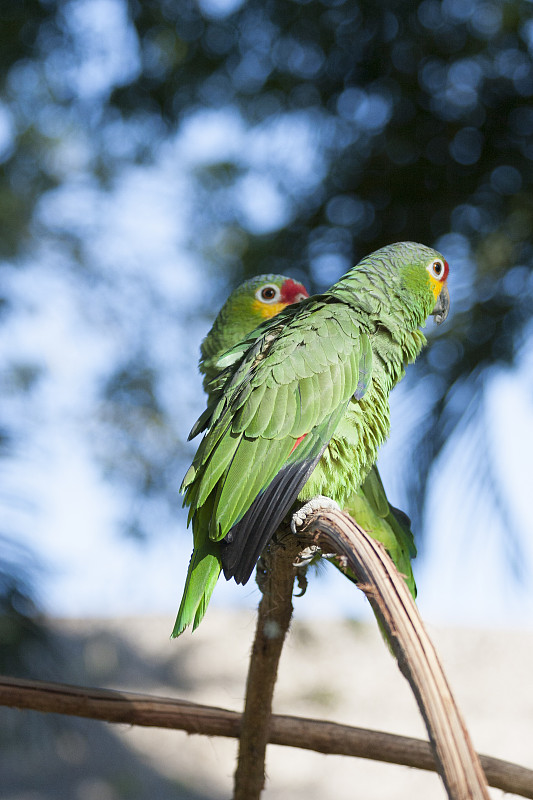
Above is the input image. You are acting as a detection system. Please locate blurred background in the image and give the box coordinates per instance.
[1,0,533,795]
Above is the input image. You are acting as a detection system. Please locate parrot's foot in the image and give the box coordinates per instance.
[294,571,309,596]
[293,544,321,568]
[290,495,341,534]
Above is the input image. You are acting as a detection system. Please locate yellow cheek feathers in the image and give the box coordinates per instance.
[251,299,287,318]
[427,258,449,301]
[429,275,446,301]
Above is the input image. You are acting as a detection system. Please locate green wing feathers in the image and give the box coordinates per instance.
[183,304,370,542]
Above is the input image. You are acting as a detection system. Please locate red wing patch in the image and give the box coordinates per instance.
[290,433,308,455]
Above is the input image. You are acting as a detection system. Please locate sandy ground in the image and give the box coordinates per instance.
[2,609,533,799]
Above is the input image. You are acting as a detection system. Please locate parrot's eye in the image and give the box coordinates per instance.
[294,292,307,303]
[427,258,448,282]
[257,284,281,303]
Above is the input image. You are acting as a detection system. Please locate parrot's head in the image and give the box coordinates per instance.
[356,241,450,326]
[200,274,309,376]
[235,274,309,322]
[403,245,450,326]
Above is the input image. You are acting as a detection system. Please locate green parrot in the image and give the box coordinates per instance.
[174,242,450,636]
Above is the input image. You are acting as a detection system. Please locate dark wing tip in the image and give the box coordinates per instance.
[389,504,412,530]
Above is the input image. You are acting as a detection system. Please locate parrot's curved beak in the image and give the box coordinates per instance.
[432,283,450,325]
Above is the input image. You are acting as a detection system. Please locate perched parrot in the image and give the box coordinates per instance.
[174,242,450,636]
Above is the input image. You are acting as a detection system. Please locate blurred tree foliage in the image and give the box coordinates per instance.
[0,536,47,673]
[1,0,533,657]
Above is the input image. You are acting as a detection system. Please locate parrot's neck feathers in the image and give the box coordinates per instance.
[328,269,426,332]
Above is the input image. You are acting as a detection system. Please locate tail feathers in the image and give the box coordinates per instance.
[389,504,416,559]
[360,466,389,517]
[383,507,417,599]
[345,486,417,600]
[172,543,221,637]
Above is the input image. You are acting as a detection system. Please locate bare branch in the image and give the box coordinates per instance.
[1,675,532,798]
[233,538,300,799]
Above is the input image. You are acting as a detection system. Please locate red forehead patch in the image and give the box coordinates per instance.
[280,278,309,304]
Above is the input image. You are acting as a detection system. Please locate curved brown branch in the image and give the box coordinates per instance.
[299,507,490,800]
[0,675,532,798]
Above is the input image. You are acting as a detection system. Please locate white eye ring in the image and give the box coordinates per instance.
[256,284,281,303]
[428,259,445,280]
[294,292,307,303]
